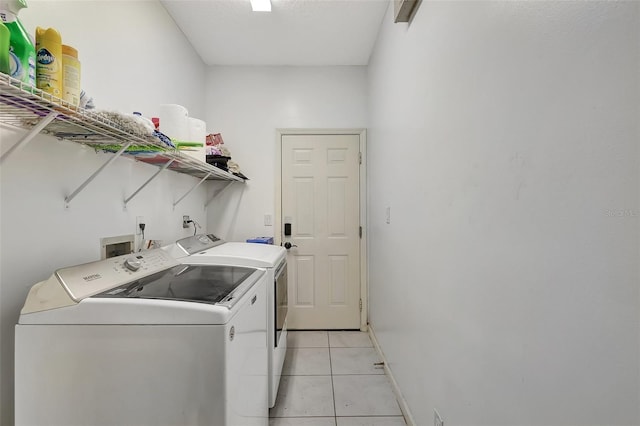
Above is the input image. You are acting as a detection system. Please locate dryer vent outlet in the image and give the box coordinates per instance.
[183,215,190,228]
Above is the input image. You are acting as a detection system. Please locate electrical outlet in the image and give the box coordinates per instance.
[434,409,444,426]
[385,207,391,224]
[135,216,145,235]
[183,215,190,228]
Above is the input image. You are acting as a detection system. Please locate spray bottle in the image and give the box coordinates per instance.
[0,0,35,86]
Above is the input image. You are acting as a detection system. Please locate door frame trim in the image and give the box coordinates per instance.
[275,128,368,331]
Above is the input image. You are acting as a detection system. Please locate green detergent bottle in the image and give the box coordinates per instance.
[0,22,10,75]
[0,0,35,86]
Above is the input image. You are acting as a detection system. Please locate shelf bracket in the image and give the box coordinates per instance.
[205,181,235,208]
[65,141,133,208]
[124,159,174,208]
[0,111,58,165]
[173,172,211,208]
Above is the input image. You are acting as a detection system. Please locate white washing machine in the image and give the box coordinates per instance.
[15,248,268,426]
[163,234,288,408]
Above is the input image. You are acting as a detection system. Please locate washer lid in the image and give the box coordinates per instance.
[177,234,225,255]
[189,242,286,268]
[94,264,259,308]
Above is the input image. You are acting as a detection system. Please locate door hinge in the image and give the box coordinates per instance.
[359,299,362,311]
[359,226,362,238]
[358,152,362,164]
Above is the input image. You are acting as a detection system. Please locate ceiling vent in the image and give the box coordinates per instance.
[394,0,420,23]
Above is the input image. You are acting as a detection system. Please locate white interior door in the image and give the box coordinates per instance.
[281,133,361,329]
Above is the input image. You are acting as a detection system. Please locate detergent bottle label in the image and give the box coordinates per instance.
[36,47,59,94]
[27,52,35,81]
[37,47,54,65]
[8,47,20,77]
[10,52,36,85]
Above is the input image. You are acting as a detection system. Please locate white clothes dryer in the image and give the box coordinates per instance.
[15,249,268,426]
[164,234,288,408]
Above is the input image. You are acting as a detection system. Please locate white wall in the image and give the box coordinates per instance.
[0,1,207,424]
[204,66,367,241]
[367,2,639,425]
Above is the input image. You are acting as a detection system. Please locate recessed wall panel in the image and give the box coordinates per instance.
[294,178,314,237]
[328,177,347,237]
[293,149,313,164]
[295,256,315,306]
[327,148,347,164]
[329,255,348,305]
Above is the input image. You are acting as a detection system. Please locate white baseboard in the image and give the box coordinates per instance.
[368,324,416,426]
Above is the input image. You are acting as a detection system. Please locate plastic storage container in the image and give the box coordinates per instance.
[158,104,189,141]
[181,117,206,162]
[246,237,274,245]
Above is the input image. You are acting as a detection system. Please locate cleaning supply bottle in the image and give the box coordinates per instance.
[0,22,10,74]
[61,44,80,106]
[0,0,35,86]
[35,26,62,97]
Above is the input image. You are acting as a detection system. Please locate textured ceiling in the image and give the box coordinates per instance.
[161,0,390,66]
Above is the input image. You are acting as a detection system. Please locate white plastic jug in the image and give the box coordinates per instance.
[158,104,189,141]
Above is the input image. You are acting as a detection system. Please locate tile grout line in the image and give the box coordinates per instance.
[327,331,338,426]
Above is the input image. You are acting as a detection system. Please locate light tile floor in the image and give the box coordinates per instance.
[270,331,406,426]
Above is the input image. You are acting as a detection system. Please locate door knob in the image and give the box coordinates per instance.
[283,242,297,250]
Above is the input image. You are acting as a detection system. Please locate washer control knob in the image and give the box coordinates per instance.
[124,257,142,271]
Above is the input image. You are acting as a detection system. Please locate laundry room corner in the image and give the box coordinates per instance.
[3,0,636,425]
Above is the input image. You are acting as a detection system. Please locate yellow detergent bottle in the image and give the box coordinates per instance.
[61,44,80,106]
[35,26,62,97]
